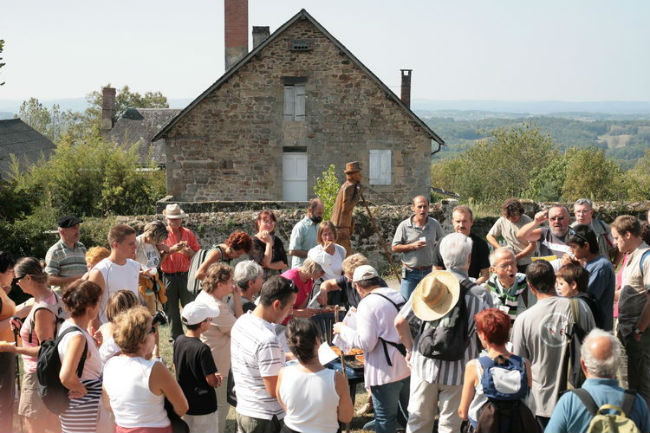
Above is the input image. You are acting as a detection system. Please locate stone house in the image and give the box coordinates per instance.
[154,6,444,203]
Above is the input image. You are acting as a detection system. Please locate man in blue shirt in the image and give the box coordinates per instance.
[546,329,650,433]
[288,198,324,268]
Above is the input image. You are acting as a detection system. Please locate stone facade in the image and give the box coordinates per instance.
[158,10,442,204]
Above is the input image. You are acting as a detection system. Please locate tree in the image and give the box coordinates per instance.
[431,124,555,202]
[313,164,340,220]
[624,150,650,201]
[0,39,5,86]
[561,148,625,201]
[522,155,568,202]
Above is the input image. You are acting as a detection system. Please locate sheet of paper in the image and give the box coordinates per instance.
[318,342,339,365]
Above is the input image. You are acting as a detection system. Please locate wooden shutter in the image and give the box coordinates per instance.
[284,86,295,120]
[294,85,305,121]
[369,149,391,185]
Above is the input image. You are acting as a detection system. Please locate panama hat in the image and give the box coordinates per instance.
[412,270,460,321]
[163,203,187,219]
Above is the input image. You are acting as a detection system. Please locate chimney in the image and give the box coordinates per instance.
[101,87,116,131]
[400,69,412,108]
[225,0,249,70]
[252,26,270,49]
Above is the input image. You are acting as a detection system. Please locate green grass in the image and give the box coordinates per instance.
[158,324,375,432]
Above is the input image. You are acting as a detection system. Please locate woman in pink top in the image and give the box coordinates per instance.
[0,257,62,433]
[281,258,325,311]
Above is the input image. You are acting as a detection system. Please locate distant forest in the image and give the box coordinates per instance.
[424,116,650,170]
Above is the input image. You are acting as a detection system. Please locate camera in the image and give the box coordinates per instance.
[152,310,168,326]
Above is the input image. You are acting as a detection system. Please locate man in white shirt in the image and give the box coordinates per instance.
[89,224,142,326]
[231,275,298,433]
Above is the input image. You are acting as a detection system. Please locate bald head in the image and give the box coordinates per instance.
[580,329,620,378]
[489,247,516,267]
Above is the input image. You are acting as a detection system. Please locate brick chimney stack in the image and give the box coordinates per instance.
[252,26,270,49]
[101,87,116,131]
[400,69,412,108]
[225,0,249,70]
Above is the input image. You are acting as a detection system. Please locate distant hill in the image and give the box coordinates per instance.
[424,115,650,170]
[412,100,649,118]
[0,98,193,117]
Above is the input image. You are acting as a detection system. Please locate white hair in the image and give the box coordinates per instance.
[234,260,263,288]
[580,328,620,378]
[440,233,473,271]
[489,246,516,267]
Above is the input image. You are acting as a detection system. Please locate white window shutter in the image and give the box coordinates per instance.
[294,85,305,120]
[369,149,391,185]
[284,86,295,120]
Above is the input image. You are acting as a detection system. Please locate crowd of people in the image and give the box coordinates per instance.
[0,197,648,433]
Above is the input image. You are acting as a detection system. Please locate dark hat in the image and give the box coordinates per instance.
[344,161,361,174]
[57,215,82,228]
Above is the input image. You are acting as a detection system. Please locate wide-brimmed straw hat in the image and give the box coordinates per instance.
[412,270,460,321]
[163,203,187,219]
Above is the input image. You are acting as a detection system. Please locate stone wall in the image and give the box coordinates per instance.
[122,199,650,275]
[164,16,433,203]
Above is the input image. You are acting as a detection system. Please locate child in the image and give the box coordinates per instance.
[555,262,601,327]
[174,301,223,433]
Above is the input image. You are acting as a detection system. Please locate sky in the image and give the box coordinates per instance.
[1,0,649,103]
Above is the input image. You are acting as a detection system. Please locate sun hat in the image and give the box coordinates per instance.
[412,270,460,321]
[163,203,187,219]
[181,301,219,326]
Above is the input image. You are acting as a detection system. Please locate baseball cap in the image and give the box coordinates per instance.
[181,301,219,326]
[352,265,379,283]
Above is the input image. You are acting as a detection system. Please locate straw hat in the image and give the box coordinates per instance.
[412,270,460,321]
[163,203,187,219]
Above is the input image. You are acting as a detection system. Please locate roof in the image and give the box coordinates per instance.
[153,9,444,146]
[0,119,56,178]
[108,108,181,164]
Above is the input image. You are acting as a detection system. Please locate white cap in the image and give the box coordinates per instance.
[181,301,219,326]
[352,265,379,282]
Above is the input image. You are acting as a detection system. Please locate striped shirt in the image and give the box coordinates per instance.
[45,240,87,278]
[399,285,487,386]
[231,312,285,420]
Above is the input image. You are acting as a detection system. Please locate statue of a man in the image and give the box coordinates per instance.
[330,161,361,256]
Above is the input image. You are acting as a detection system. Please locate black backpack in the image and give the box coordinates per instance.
[475,399,542,433]
[368,292,407,366]
[409,278,474,361]
[36,326,87,415]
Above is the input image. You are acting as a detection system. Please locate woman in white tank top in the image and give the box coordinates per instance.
[276,318,353,433]
[103,306,188,433]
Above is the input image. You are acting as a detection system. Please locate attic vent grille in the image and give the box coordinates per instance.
[289,39,313,51]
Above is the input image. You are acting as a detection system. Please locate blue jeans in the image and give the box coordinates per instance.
[400,268,429,300]
[370,377,410,433]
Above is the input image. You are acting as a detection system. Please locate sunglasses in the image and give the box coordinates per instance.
[11,275,26,285]
[549,216,565,221]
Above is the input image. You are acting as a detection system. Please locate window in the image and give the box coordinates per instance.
[284,84,305,121]
[369,149,391,185]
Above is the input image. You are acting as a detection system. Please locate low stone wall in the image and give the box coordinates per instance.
[123,199,649,275]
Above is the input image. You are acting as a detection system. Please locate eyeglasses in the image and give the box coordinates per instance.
[549,216,565,221]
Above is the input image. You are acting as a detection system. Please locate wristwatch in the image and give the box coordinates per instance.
[634,328,643,335]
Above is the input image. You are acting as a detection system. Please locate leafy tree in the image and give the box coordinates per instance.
[0,39,5,86]
[431,124,554,202]
[17,97,91,142]
[624,150,650,201]
[313,164,340,220]
[561,148,625,201]
[522,154,568,202]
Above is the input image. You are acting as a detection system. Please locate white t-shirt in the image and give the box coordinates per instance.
[230,313,285,420]
[94,258,142,324]
[57,320,103,381]
[135,234,161,271]
[307,244,346,281]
